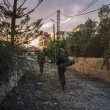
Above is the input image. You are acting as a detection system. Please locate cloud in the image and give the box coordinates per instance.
[41,22,52,29]
[0,0,110,33]
[40,22,53,32]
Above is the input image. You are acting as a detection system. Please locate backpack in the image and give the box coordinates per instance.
[56,48,69,65]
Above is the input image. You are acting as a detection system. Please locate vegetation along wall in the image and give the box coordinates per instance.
[71,57,110,82]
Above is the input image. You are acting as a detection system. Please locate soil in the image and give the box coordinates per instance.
[0,63,110,110]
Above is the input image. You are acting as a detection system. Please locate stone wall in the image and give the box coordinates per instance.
[70,57,110,82]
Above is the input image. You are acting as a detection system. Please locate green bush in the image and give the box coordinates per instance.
[0,40,26,81]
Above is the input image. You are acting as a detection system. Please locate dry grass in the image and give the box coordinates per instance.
[70,57,110,82]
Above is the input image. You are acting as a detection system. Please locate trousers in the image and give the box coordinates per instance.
[39,63,44,75]
[58,65,66,89]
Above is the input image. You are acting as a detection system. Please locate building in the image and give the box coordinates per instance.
[26,46,40,52]
[39,32,52,49]
[73,24,85,32]
[57,31,72,39]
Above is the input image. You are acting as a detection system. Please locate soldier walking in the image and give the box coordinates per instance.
[37,51,45,75]
[56,43,75,90]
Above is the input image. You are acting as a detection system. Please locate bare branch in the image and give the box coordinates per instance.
[3,0,9,9]
[17,0,27,10]
[3,0,13,9]
[17,0,43,18]
[6,0,13,8]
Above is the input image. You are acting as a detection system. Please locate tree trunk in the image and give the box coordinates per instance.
[11,0,18,45]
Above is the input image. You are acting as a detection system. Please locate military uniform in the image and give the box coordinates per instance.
[56,46,75,90]
[37,51,45,75]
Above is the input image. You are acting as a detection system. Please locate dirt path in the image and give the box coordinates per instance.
[44,64,110,110]
[0,63,110,110]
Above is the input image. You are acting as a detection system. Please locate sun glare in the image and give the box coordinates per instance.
[29,38,39,47]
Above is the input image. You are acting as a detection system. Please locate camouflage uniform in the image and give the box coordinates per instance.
[37,51,45,75]
[56,46,75,90]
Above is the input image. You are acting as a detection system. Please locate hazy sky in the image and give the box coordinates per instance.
[27,0,110,33]
[0,0,110,33]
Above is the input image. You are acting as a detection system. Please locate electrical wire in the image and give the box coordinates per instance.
[76,0,98,16]
[40,0,110,33]
[42,0,98,32]
[61,3,110,31]
[42,11,57,21]
[42,0,98,29]
[61,0,99,25]
[60,0,98,18]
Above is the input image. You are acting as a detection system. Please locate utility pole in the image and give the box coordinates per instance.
[53,24,55,43]
[53,23,56,63]
[107,32,110,52]
[57,10,60,39]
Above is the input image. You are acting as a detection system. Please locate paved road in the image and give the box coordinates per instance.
[0,63,110,110]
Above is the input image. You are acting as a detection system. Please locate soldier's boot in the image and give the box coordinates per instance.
[62,74,66,90]
[61,67,66,86]
[61,83,65,90]
[40,67,43,75]
[59,76,65,90]
[60,73,66,90]
[40,64,44,75]
[63,78,66,86]
[58,66,66,90]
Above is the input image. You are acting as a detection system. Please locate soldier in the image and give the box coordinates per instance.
[37,51,45,75]
[56,43,75,90]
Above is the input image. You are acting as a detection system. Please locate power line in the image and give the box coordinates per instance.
[41,0,110,33]
[61,0,99,25]
[61,3,110,31]
[60,8,99,22]
[60,12,75,18]
[42,0,98,28]
[62,3,110,21]
[60,0,98,23]
[43,20,51,24]
[76,0,98,16]
[41,0,98,23]
[78,8,100,16]
[65,2,110,25]
[60,0,98,18]
[42,0,97,32]
[60,17,69,21]
[41,11,57,29]
[42,11,57,21]
[48,3,110,32]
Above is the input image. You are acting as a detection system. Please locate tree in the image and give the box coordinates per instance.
[98,5,110,20]
[98,5,110,71]
[98,5,110,51]
[0,21,10,41]
[82,35,104,57]
[0,0,43,80]
[66,31,82,56]
[0,0,43,45]
[83,18,97,36]
[44,40,55,61]
[67,19,98,57]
